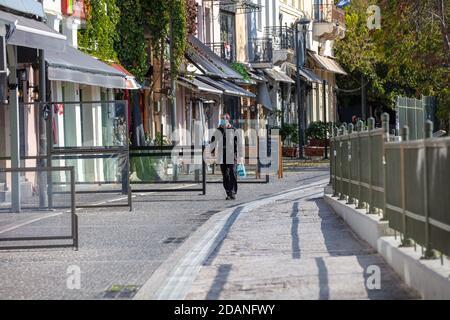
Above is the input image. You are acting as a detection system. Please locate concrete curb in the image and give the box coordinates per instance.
[133,180,328,300]
[324,192,450,300]
[324,194,393,249]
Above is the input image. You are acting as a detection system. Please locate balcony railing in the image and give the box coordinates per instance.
[264,26,295,51]
[205,42,235,63]
[248,38,273,64]
[312,2,346,26]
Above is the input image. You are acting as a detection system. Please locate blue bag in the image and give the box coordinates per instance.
[237,164,246,178]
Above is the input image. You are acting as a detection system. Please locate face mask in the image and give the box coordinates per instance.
[219,119,227,126]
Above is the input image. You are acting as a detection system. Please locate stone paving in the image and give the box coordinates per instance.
[183,183,419,300]
[0,168,329,299]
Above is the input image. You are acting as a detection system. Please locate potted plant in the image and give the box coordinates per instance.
[305,121,329,157]
[279,123,299,158]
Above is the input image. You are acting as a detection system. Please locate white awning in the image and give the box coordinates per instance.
[46,46,127,89]
[178,76,223,95]
[280,62,323,84]
[0,10,67,51]
[263,68,295,84]
[308,52,347,75]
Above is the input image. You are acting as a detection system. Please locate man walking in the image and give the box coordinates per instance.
[210,113,243,200]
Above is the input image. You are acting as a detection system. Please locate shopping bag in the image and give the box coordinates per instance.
[237,164,247,178]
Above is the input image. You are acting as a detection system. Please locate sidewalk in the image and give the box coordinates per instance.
[137,180,419,300]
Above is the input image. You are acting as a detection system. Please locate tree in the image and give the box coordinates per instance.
[334,0,450,127]
[78,0,120,61]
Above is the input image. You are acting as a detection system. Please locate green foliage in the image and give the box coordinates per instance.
[154,132,171,146]
[114,0,148,81]
[78,0,120,61]
[279,123,299,145]
[306,121,329,140]
[335,0,450,123]
[231,63,251,82]
[143,0,187,79]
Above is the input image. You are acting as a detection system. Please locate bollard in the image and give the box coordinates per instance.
[423,120,438,259]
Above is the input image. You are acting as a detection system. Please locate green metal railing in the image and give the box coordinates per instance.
[330,113,450,259]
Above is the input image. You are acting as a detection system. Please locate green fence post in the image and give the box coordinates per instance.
[347,124,354,204]
[399,126,414,246]
[381,113,389,220]
[368,117,375,214]
[332,126,339,197]
[338,124,346,201]
[356,120,364,209]
[423,120,438,259]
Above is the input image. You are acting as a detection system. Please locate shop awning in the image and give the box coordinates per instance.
[308,51,347,75]
[263,68,295,84]
[111,63,141,90]
[257,82,273,111]
[0,10,67,51]
[198,76,256,98]
[280,62,322,83]
[178,76,223,95]
[46,46,127,89]
[0,0,45,18]
[186,35,243,80]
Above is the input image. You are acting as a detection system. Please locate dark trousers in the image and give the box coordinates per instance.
[220,164,238,196]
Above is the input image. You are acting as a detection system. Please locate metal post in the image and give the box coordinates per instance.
[332,126,339,197]
[356,120,364,209]
[323,80,328,159]
[6,45,20,212]
[367,117,375,214]
[295,24,304,159]
[38,49,48,209]
[338,125,346,201]
[202,144,206,195]
[347,124,354,204]
[381,113,389,220]
[423,120,438,259]
[169,5,177,145]
[361,74,366,120]
[400,126,413,246]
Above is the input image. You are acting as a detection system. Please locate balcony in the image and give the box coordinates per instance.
[205,42,235,63]
[264,26,295,51]
[312,2,346,41]
[248,38,273,68]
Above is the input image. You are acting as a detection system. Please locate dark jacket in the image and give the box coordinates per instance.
[210,125,240,164]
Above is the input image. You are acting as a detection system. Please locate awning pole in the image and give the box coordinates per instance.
[38,49,47,208]
[6,45,20,212]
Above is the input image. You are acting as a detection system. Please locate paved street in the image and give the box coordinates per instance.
[0,168,330,299]
[135,175,418,300]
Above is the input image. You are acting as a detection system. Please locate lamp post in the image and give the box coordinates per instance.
[294,17,311,159]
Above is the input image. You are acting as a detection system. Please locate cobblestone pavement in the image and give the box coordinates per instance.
[139,180,419,300]
[0,168,329,299]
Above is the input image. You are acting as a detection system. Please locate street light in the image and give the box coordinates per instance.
[294,17,311,159]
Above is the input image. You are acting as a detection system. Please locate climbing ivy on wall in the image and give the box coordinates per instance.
[114,0,148,81]
[143,0,187,78]
[78,0,120,61]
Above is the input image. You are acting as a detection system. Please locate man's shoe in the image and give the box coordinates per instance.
[230,194,236,200]
[226,196,231,200]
